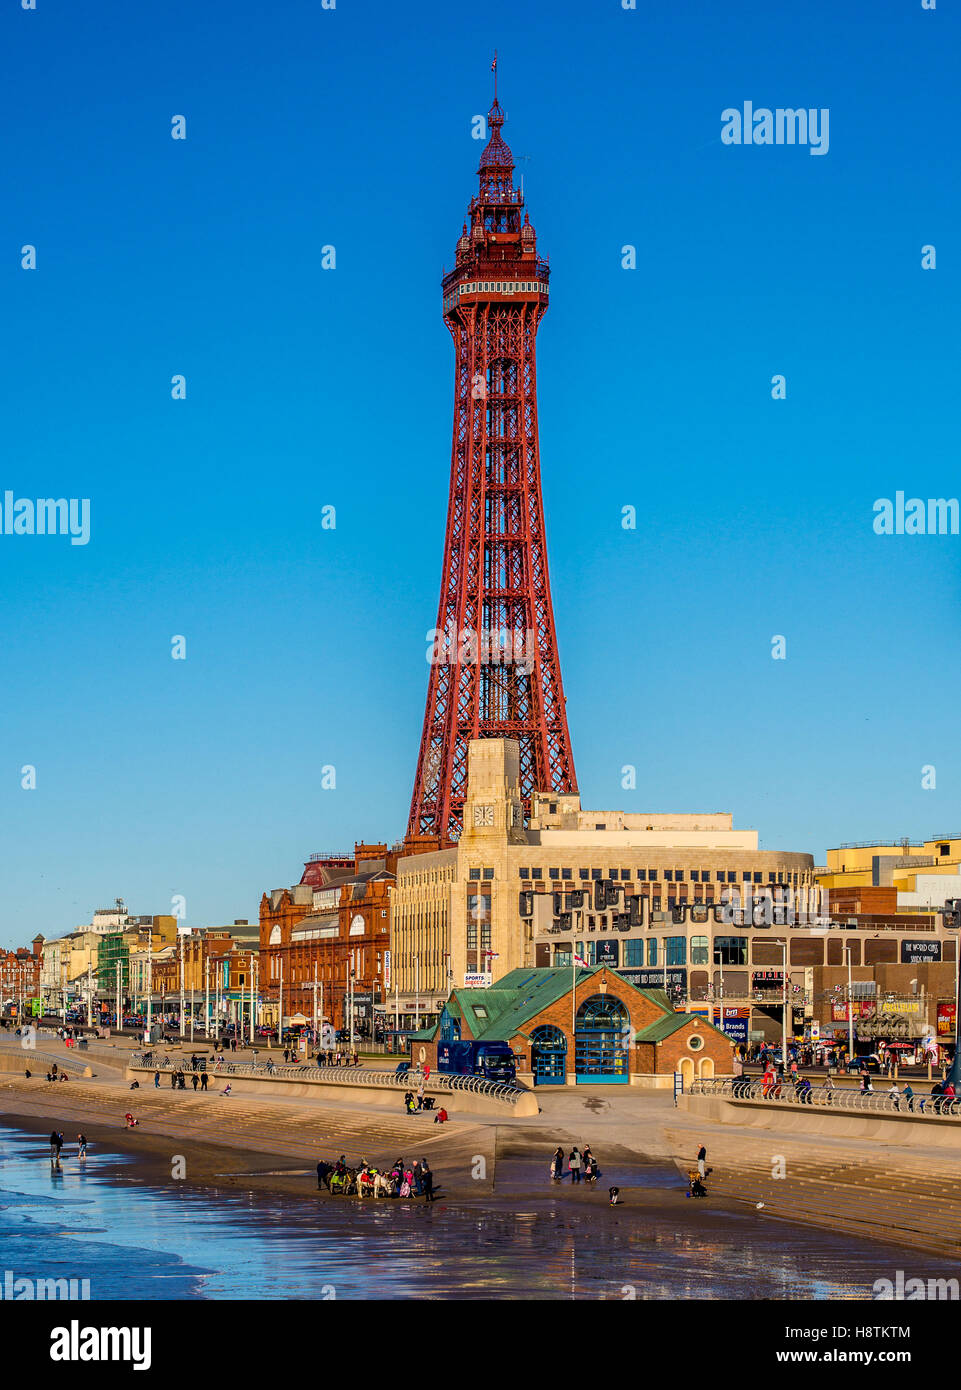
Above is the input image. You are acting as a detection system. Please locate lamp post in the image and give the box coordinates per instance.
[940,899,961,1090]
[844,944,855,1064]
[781,939,789,1071]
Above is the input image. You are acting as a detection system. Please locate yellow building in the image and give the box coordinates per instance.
[816,836,961,904]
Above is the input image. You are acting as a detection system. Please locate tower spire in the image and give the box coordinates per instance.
[408,84,577,841]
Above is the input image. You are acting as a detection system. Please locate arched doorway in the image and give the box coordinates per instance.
[530,1024,567,1085]
[574,994,630,1084]
[698,1056,715,1079]
[679,1056,695,1086]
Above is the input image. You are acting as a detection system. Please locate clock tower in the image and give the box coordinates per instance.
[461,738,527,846]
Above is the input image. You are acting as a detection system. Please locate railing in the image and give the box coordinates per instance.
[129,1055,528,1106]
[691,1076,961,1119]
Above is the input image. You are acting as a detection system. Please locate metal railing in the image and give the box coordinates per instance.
[129,1055,528,1106]
[692,1076,961,1119]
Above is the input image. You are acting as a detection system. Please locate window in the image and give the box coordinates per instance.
[532,867,543,879]
[637,869,647,881]
[754,872,762,883]
[716,871,726,882]
[714,935,748,965]
[579,868,589,880]
[549,803,557,813]
[474,1005,488,1020]
[690,870,699,883]
[595,824,606,830]
[664,870,673,882]
[549,868,559,880]
[467,922,477,950]
[675,870,685,881]
[666,936,686,966]
[624,940,644,967]
[621,869,631,881]
[483,868,494,880]
[940,844,950,856]
[691,935,709,964]
[647,939,658,966]
[591,869,602,880]
[519,867,529,879]
[727,871,737,883]
[743,871,752,881]
[469,869,481,880]
[561,868,572,880]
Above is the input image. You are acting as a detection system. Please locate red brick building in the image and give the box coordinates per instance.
[259,845,399,1033]
[0,937,44,1015]
[411,965,734,1086]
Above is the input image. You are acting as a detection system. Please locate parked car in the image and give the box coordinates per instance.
[846,1054,882,1073]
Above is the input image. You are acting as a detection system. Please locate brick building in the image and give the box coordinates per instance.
[260,845,400,1033]
[0,937,44,1016]
[411,965,734,1087]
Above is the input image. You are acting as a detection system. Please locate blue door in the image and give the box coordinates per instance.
[531,1024,567,1085]
[574,995,630,1084]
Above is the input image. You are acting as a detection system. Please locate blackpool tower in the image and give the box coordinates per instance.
[407,72,578,840]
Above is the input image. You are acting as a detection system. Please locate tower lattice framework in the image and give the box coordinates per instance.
[408,83,577,840]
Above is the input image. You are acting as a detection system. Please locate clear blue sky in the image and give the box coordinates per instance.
[2,0,959,945]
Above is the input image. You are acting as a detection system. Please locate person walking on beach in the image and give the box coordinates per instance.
[421,1159,435,1202]
[77,1132,87,1159]
[569,1147,582,1184]
[49,1131,61,1163]
[697,1144,707,1180]
[550,1146,564,1181]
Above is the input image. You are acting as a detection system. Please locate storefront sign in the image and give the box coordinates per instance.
[383,950,391,990]
[593,941,619,967]
[900,939,941,964]
[937,1002,956,1037]
[464,972,492,988]
[714,1008,749,1043]
[620,968,686,990]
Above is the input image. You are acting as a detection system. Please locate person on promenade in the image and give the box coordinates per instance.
[222,1083,232,1096]
[191,1072,199,1091]
[795,1077,813,1104]
[888,1082,902,1111]
[421,1159,435,1202]
[550,1146,565,1181]
[860,1073,873,1094]
[200,1071,208,1091]
[903,1083,915,1112]
[169,1070,177,1089]
[154,1070,160,1088]
[569,1147,582,1184]
[697,1144,707,1179]
[820,1074,835,1105]
[433,1106,448,1124]
[416,1080,425,1111]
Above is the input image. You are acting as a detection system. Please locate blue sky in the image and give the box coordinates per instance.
[2,0,959,945]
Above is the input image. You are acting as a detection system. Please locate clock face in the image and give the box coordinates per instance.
[473,803,494,827]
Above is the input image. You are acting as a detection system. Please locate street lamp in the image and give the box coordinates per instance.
[941,899,961,1090]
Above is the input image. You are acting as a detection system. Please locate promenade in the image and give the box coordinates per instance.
[3,1033,961,1258]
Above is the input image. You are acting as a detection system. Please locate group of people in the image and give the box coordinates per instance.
[153,1067,209,1091]
[47,1130,87,1164]
[28,1061,70,1083]
[315,1155,437,1201]
[313,1050,361,1067]
[550,1145,600,1185]
[756,1064,957,1113]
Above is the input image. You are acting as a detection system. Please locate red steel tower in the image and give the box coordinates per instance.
[408,74,578,840]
